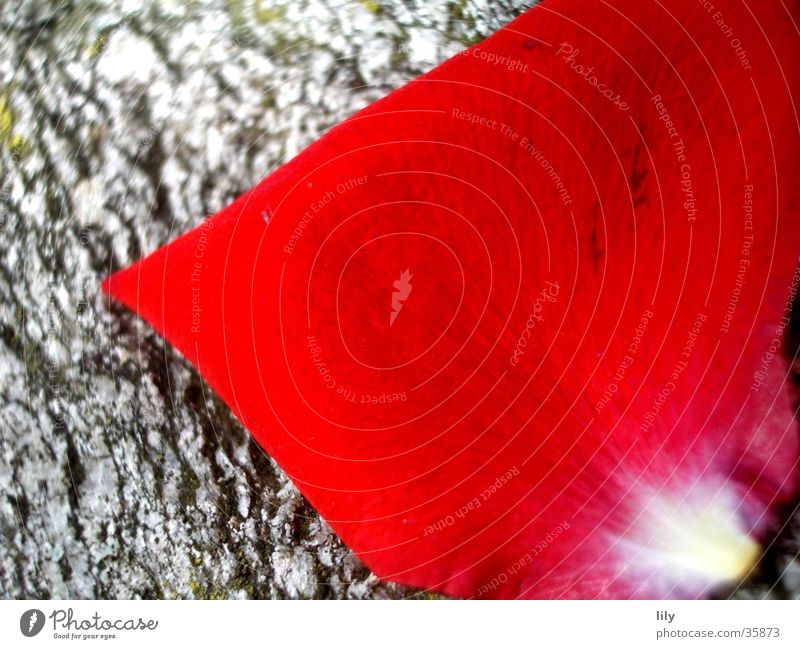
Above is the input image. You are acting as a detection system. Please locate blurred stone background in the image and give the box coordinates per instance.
[0,0,798,599]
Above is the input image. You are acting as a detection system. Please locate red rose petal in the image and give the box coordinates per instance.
[103,0,800,598]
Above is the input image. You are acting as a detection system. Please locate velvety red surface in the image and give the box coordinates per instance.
[104,0,800,598]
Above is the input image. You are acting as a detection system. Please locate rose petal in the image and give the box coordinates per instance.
[103,0,800,598]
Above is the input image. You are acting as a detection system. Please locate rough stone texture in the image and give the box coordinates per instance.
[0,0,797,600]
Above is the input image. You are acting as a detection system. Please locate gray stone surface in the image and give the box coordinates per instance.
[0,0,797,600]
